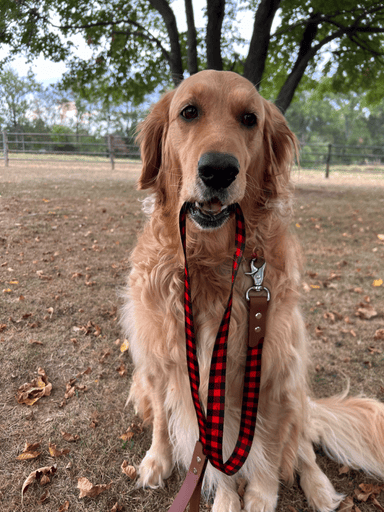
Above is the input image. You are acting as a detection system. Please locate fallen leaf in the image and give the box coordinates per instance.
[21,465,57,498]
[120,431,134,442]
[61,431,80,442]
[116,363,127,377]
[372,497,384,511]
[339,496,354,511]
[77,477,112,498]
[16,368,52,406]
[323,312,336,322]
[373,279,383,287]
[58,501,70,512]
[368,346,382,355]
[120,339,129,352]
[76,367,92,377]
[39,489,49,502]
[16,441,41,460]
[355,304,378,319]
[355,483,384,502]
[28,339,43,345]
[99,349,110,363]
[339,465,350,475]
[40,474,50,485]
[110,503,123,512]
[374,329,384,341]
[121,461,136,479]
[48,441,70,457]
[378,234,384,241]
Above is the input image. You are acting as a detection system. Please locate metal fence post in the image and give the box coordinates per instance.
[2,131,9,167]
[108,135,115,170]
[325,143,332,178]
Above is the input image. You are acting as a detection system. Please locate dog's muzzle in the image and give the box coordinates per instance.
[187,152,240,230]
[186,200,236,230]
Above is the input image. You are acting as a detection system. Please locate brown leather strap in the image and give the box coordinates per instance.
[248,295,269,347]
[168,441,207,512]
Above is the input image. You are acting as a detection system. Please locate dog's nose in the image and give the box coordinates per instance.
[198,152,240,190]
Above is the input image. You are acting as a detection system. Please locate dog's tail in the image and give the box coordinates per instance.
[307,390,384,478]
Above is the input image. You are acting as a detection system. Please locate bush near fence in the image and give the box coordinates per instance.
[1,131,384,175]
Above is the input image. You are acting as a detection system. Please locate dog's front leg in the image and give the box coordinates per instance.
[136,375,174,489]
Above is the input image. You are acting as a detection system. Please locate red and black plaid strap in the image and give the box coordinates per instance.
[179,203,264,475]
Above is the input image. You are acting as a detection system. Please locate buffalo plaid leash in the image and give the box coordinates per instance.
[169,204,268,512]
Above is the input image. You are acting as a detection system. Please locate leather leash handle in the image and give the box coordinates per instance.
[248,295,269,347]
[168,441,207,512]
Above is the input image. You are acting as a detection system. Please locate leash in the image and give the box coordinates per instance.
[169,203,270,512]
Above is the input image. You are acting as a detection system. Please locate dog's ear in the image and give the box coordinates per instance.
[262,100,298,196]
[136,89,175,190]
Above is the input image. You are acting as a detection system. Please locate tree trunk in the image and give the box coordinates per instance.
[206,0,225,70]
[243,0,281,89]
[148,0,184,84]
[184,0,198,75]
[275,15,320,113]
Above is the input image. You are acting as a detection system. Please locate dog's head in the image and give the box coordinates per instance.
[137,70,296,231]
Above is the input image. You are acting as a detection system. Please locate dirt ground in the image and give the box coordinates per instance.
[0,159,384,512]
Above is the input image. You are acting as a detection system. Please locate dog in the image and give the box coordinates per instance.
[122,70,384,512]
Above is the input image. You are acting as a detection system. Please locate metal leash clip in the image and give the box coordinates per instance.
[245,259,271,301]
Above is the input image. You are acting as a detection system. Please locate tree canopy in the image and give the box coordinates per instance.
[1,0,384,112]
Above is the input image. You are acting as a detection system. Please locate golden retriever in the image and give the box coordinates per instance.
[122,70,384,512]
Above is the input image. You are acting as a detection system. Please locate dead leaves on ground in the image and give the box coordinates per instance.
[17,440,72,460]
[16,367,52,406]
[339,483,384,511]
[77,477,112,498]
[355,302,378,320]
[48,441,70,458]
[121,460,136,479]
[16,442,41,460]
[21,464,57,500]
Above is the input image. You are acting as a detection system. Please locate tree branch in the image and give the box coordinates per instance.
[243,0,281,88]
[148,0,183,84]
[184,0,198,75]
[275,25,347,114]
[275,4,384,113]
[206,0,225,70]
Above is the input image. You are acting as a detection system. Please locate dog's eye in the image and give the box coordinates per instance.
[241,113,257,127]
[180,105,199,121]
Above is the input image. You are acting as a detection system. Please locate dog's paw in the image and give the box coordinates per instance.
[300,468,344,512]
[212,486,242,512]
[242,487,278,512]
[136,448,173,489]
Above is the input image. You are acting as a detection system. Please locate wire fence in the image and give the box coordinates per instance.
[299,142,384,176]
[1,131,384,176]
[1,131,140,169]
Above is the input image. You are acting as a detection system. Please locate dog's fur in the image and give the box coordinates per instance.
[122,70,384,512]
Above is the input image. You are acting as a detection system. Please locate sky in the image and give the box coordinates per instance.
[0,0,262,87]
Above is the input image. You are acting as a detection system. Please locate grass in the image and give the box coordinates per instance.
[0,160,384,512]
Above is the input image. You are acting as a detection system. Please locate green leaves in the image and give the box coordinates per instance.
[0,0,383,109]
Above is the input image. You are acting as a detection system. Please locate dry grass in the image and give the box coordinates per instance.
[0,160,383,512]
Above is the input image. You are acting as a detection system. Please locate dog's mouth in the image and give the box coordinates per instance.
[186,199,235,230]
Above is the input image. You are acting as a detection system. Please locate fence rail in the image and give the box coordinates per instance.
[1,131,384,175]
[300,142,384,176]
[1,131,140,169]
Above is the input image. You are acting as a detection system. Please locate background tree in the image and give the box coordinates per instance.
[0,68,41,130]
[1,0,384,112]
